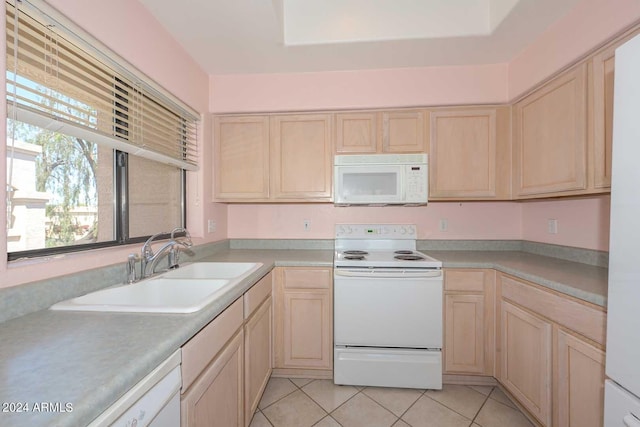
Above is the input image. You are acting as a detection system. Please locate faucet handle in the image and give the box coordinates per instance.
[126,253,138,284]
[168,246,179,270]
[171,227,193,247]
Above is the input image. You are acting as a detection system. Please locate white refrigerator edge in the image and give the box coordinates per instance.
[605,32,640,427]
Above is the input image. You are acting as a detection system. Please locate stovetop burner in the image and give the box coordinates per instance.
[334,224,442,269]
[394,254,426,261]
[343,250,369,255]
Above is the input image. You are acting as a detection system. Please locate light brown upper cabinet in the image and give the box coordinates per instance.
[214,114,333,202]
[335,112,378,153]
[590,29,640,192]
[270,114,333,201]
[513,64,588,198]
[381,110,427,153]
[429,107,511,199]
[335,110,427,154]
[591,46,615,190]
[214,116,270,200]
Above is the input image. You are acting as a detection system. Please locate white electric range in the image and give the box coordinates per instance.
[333,224,443,389]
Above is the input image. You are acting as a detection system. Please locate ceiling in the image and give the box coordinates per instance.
[137,0,581,75]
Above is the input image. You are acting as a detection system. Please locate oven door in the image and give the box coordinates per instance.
[334,268,443,349]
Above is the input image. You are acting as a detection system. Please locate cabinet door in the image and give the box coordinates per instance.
[592,44,616,190]
[513,64,587,197]
[555,329,605,427]
[244,296,272,427]
[381,110,427,153]
[270,114,333,201]
[335,112,378,153]
[182,330,244,427]
[501,300,552,426]
[273,267,333,371]
[443,269,495,376]
[444,294,485,374]
[281,291,332,369]
[430,109,498,198]
[214,116,270,200]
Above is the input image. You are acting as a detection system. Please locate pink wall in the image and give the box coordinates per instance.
[521,196,611,251]
[209,0,640,113]
[227,203,522,240]
[46,0,209,113]
[226,198,610,251]
[509,0,640,99]
[210,64,509,113]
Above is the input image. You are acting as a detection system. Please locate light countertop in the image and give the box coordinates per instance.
[428,250,608,306]
[0,247,606,426]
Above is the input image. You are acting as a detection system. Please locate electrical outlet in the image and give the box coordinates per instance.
[303,219,311,232]
[547,219,558,234]
[439,219,448,232]
[207,219,216,233]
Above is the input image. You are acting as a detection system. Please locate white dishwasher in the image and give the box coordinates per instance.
[89,350,181,427]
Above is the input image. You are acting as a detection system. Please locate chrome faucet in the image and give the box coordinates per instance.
[139,227,193,279]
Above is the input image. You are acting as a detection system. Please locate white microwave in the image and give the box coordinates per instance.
[334,154,428,206]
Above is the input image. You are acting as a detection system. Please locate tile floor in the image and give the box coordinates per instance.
[249,377,534,427]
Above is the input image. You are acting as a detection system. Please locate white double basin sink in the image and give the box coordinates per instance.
[50,262,263,314]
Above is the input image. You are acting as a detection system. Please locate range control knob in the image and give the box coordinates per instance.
[399,227,407,235]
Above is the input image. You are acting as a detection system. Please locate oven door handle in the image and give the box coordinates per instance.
[334,269,442,278]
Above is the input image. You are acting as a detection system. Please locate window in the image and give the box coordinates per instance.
[5,1,198,259]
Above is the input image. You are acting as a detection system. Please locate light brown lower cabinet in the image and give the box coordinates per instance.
[181,330,244,426]
[497,272,607,427]
[180,272,274,427]
[244,295,272,426]
[500,300,553,426]
[273,267,333,377]
[443,269,495,376]
[554,328,606,427]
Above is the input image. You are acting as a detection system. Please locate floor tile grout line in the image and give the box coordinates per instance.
[360,386,426,422]
[258,378,300,412]
[329,387,402,425]
[420,386,490,423]
[297,379,359,415]
[470,388,493,426]
[390,389,427,427]
[326,387,402,426]
[254,409,276,427]
[325,388,363,416]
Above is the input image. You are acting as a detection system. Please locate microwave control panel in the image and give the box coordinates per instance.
[405,165,427,201]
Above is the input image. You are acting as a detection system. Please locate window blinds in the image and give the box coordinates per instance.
[5,1,199,170]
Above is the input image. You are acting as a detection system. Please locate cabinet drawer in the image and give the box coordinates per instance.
[244,272,272,319]
[282,267,332,290]
[182,298,243,392]
[500,274,606,345]
[444,269,487,292]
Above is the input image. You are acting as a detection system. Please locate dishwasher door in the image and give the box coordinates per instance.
[89,350,181,427]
